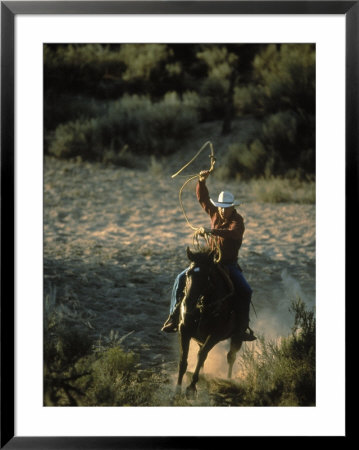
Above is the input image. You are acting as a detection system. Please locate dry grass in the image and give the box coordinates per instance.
[247,177,315,204]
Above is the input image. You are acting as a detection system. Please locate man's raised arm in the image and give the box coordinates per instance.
[196,170,217,217]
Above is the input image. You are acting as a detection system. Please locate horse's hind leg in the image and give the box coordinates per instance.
[186,335,217,399]
[227,338,243,379]
[198,343,205,374]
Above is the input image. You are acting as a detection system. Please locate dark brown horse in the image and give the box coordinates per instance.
[176,247,244,398]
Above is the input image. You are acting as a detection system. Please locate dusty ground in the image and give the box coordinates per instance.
[44,142,315,387]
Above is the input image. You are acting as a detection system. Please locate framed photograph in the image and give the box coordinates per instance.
[1,1,352,447]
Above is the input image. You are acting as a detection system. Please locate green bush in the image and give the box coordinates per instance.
[234,84,266,116]
[197,77,228,120]
[117,44,171,81]
[221,140,268,180]
[254,44,315,114]
[196,45,238,122]
[48,118,96,160]
[44,95,108,133]
[262,110,315,176]
[238,298,316,406]
[44,44,126,96]
[230,44,315,179]
[44,44,122,70]
[83,346,140,406]
[234,44,315,118]
[48,93,199,162]
[220,110,315,179]
[44,43,184,102]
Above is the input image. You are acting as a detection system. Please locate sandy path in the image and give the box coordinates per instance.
[44,155,315,377]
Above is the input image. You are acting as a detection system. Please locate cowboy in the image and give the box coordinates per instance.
[162,170,256,341]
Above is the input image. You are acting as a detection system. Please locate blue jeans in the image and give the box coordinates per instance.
[170,263,252,317]
[170,268,188,314]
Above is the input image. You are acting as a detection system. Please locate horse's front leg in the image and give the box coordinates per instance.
[186,335,217,399]
[176,326,191,394]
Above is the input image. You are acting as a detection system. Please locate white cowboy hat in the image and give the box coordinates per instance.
[210,191,241,208]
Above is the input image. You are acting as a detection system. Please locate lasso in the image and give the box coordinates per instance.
[172,141,221,263]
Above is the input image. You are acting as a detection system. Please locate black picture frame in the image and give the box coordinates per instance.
[1,1,352,447]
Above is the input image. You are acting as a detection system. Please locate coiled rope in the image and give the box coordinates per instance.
[172,141,221,262]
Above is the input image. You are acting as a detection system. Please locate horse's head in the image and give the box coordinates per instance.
[186,246,217,267]
[181,247,217,318]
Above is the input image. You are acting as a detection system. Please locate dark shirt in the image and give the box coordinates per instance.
[196,180,245,264]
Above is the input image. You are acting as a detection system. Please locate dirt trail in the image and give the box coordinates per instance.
[44,152,315,379]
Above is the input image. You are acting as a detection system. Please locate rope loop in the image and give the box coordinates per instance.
[171,141,216,232]
[172,141,221,262]
[171,141,216,180]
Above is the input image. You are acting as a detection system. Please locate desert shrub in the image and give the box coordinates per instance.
[221,140,268,180]
[43,286,94,405]
[48,119,97,160]
[255,44,315,114]
[262,110,297,147]
[197,77,228,120]
[44,94,109,133]
[45,341,141,407]
[220,109,315,179]
[234,44,315,117]
[79,333,170,406]
[238,298,316,406]
[82,345,139,406]
[44,286,93,367]
[44,43,189,104]
[44,44,122,71]
[196,45,239,122]
[44,44,126,96]
[182,90,202,110]
[44,95,109,154]
[117,44,171,82]
[248,177,315,204]
[48,93,199,162]
[230,44,315,179]
[261,110,315,176]
[234,84,266,116]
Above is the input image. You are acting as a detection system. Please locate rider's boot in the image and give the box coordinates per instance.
[235,312,257,342]
[161,302,181,333]
[239,326,257,342]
